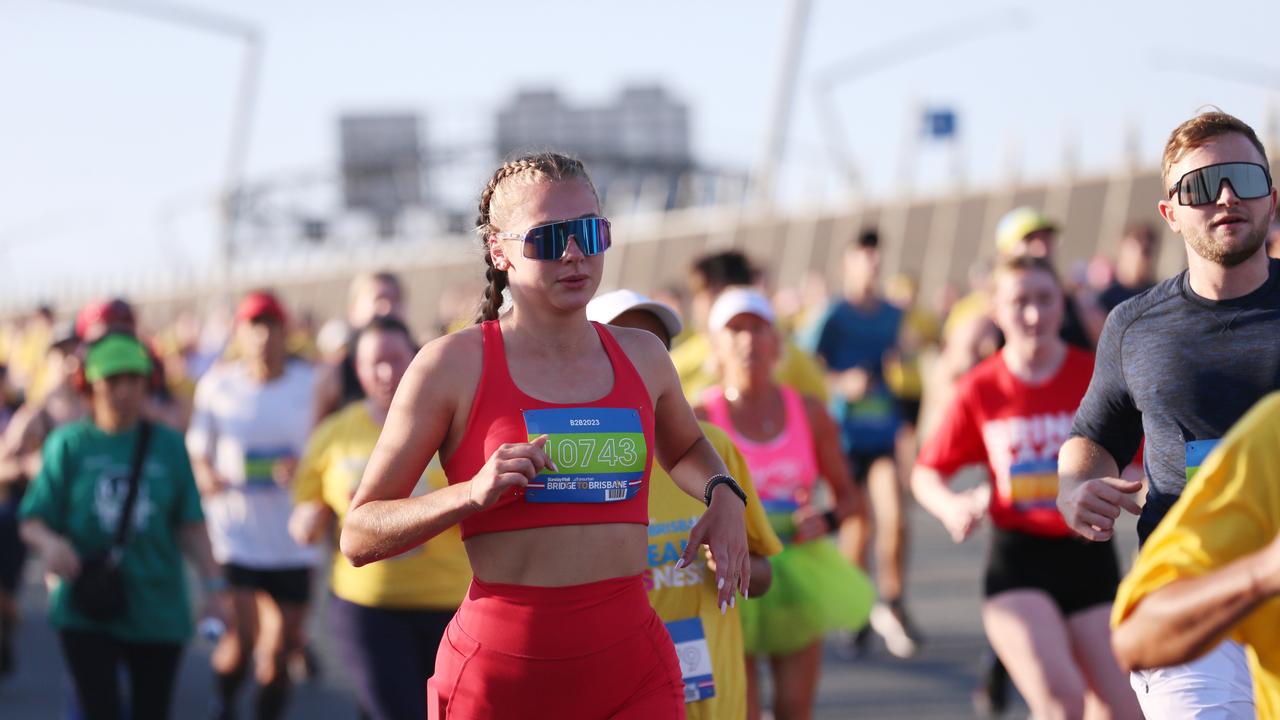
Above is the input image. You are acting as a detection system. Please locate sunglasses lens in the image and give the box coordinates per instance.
[521,224,565,260]
[521,218,611,260]
[1179,163,1271,205]
[571,218,611,255]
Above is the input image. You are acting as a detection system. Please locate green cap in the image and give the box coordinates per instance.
[84,334,152,383]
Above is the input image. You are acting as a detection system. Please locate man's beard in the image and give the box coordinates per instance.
[1185,218,1268,268]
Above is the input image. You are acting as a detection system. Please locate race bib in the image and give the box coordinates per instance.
[244,447,293,488]
[1007,458,1058,511]
[665,617,716,703]
[761,497,800,544]
[523,408,647,503]
[1185,439,1220,482]
[846,393,896,422]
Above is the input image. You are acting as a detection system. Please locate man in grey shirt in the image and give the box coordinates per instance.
[1059,111,1280,718]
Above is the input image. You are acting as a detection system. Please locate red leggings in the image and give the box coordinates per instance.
[428,574,685,720]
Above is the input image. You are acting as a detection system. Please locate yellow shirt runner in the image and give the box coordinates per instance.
[1113,392,1280,718]
[294,403,471,609]
[647,421,783,720]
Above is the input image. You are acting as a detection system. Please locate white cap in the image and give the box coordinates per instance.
[586,289,683,341]
[708,287,775,332]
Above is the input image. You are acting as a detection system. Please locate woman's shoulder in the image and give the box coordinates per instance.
[148,420,188,446]
[424,324,484,363]
[797,391,827,419]
[403,325,486,392]
[600,324,669,367]
[44,418,90,448]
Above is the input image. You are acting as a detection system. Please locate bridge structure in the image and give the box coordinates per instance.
[3,161,1258,332]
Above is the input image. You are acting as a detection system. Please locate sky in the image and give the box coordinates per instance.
[2,0,1278,301]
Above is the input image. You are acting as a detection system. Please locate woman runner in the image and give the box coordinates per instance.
[696,288,873,720]
[289,316,470,720]
[588,288,783,720]
[340,152,749,719]
[19,332,228,720]
[910,256,1140,719]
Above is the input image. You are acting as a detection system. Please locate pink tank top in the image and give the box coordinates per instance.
[701,385,819,505]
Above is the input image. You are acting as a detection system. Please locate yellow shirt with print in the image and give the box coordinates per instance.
[1112,392,1280,719]
[294,403,471,609]
[647,421,783,720]
[672,331,828,405]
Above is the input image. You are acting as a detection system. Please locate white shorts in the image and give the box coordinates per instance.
[1129,640,1254,719]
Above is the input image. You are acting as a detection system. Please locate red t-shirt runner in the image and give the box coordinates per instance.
[917,346,1094,538]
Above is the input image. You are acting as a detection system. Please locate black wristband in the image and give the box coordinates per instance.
[822,511,840,534]
[703,474,747,507]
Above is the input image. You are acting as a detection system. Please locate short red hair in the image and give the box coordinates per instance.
[1162,110,1269,187]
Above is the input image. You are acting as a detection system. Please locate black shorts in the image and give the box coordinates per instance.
[223,564,313,605]
[896,398,922,427]
[847,449,895,485]
[983,527,1119,616]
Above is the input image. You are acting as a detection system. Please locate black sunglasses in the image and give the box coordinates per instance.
[1167,162,1272,206]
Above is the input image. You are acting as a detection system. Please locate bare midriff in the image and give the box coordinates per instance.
[463,523,647,586]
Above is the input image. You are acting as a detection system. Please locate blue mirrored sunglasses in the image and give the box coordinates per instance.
[497,217,612,260]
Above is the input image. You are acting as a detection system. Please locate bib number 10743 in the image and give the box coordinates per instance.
[522,407,648,503]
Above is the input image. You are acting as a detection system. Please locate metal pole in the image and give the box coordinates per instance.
[53,0,263,299]
[754,0,813,207]
[220,34,263,296]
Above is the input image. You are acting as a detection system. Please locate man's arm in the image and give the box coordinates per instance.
[1057,436,1142,541]
[1059,307,1146,541]
[1113,534,1280,671]
[185,376,228,497]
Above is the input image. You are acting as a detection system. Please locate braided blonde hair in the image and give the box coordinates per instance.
[473,152,598,323]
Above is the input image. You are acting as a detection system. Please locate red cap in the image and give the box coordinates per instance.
[235,291,288,325]
[76,298,136,343]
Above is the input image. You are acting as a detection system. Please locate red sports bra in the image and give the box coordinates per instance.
[443,320,655,540]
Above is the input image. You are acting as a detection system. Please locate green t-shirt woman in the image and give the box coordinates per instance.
[20,332,227,720]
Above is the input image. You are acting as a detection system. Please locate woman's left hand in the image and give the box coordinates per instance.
[679,486,749,612]
[792,506,830,543]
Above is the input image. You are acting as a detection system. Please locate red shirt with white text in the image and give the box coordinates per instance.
[917,347,1094,538]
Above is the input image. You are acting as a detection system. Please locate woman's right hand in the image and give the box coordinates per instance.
[40,535,81,580]
[466,435,556,511]
[941,490,986,543]
[194,465,230,497]
[791,505,829,544]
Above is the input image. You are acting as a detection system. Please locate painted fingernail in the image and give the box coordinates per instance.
[717,577,725,590]
[745,589,750,601]
[675,557,688,569]
[720,601,727,615]
[730,595,736,609]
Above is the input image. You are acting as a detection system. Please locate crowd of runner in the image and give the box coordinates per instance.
[0,109,1278,719]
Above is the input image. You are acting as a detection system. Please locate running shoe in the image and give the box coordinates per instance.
[868,599,922,659]
[288,645,322,684]
[832,625,873,660]
[972,650,1010,717]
